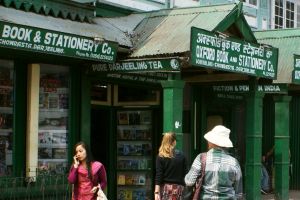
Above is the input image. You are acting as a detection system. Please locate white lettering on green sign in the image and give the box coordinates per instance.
[191,27,278,79]
[0,23,117,62]
[295,59,300,69]
[295,71,300,79]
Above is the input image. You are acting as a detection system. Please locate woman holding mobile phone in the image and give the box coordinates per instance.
[68,141,107,200]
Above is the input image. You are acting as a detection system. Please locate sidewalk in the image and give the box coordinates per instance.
[262,190,300,200]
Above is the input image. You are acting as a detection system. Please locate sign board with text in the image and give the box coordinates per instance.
[292,54,300,84]
[211,84,287,94]
[89,58,181,73]
[0,21,118,63]
[190,27,278,79]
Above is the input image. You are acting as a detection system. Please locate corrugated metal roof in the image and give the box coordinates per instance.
[0,6,131,47]
[255,29,300,84]
[125,3,237,58]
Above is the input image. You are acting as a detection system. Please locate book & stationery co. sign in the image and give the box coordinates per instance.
[0,21,118,63]
[190,27,278,79]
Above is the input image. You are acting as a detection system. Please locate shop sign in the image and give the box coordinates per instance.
[212,84,287,94]
[292,55,300,84]
[0,21,118,63]
[90,58,181,73]
[190,27,278,79]
[106,73,168,83]
[216,93,244,100]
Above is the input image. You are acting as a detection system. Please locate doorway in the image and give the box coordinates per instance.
[90,107,110,168]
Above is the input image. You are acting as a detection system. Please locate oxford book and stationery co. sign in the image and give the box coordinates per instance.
[190,27,278,79]
[292,54,300,84]
[0,21,118,63]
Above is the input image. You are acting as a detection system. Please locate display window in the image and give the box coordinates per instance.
[116,110,153,200]
[38,65,69,175]
[0,59,14,177]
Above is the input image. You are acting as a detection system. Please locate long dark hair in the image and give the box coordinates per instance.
[73,141,94,181]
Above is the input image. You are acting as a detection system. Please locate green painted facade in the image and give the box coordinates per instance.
[0,0,299,199]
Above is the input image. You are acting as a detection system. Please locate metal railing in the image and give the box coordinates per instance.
[0,174,71,200]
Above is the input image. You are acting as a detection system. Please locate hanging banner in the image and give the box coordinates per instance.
[292,54,300,84]
[89,58,181,73]
[0,21,118,63]
[190,27,278,79]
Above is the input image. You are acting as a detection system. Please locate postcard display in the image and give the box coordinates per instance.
[117,110,153,200]
[0,63,13,176]
[38,71,69,174]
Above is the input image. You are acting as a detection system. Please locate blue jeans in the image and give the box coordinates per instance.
[261,165,270,191]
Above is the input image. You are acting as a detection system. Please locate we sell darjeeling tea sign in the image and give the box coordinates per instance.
[0,21,117,63]
[190,27,278,79]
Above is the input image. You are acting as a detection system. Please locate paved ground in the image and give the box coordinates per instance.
[262,190,300,200]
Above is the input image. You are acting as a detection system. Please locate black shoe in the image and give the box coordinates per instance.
[261,189,268,195]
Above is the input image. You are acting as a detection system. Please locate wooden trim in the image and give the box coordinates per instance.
[26,64,40,178]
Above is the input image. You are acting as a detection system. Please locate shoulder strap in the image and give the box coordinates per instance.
[200,153,207,178]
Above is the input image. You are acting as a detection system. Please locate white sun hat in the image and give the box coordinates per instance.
[204,125,233,148]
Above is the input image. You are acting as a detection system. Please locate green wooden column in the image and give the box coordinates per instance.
[273,96,291,200]
[161,80,185,150]
[81,68,91,145]
[245,89,264,200]
[68,66,81,163]
[13,61,27,176]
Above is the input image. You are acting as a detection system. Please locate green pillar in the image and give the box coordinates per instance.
[273,96,291,200]
[245,89,264,200]
[81,70,91,145]
[161,80,185,150]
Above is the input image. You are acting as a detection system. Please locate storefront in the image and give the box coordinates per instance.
[98,2,280,200]
[254,29,300,196]
[0,1,293,200]
[0,3,122,198]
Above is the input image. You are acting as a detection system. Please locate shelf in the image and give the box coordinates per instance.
[39,144,67,148]
[0,129,13,133]
[117,139,151,142]
[39,129,67,132]
[117,169,151,172]
[39,109,68,112]
[38,159,67,162]
[0,107,13,113]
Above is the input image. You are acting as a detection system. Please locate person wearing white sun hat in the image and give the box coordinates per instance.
[185,125,243,200]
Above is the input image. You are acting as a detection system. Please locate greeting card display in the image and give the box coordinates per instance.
[116,110,153,200]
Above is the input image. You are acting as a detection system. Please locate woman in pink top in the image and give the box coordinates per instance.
[68,141,107,200]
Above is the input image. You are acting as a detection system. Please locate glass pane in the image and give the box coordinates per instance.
[249,0,257,6]
[0,59,14,177]
[38,65,69,175]
[91,81,109,102]
[279,17,283,26]
[118,86,158,102]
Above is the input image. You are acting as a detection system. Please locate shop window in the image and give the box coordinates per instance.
[91,81,111,105]
[38,65,69,175]
[242,0,258,7]
[0,59,13,177]
[114,85,160,106]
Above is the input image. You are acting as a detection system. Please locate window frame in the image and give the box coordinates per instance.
[272,0,299,29]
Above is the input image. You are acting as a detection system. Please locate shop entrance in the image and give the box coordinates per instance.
[90,107,110,168]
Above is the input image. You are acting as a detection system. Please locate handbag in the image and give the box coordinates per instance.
[96,185,108,200]
[183,153,207,200]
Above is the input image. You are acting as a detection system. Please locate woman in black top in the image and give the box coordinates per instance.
[154,132,187,200]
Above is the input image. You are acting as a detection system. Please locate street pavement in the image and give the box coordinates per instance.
[262,190,300,200]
